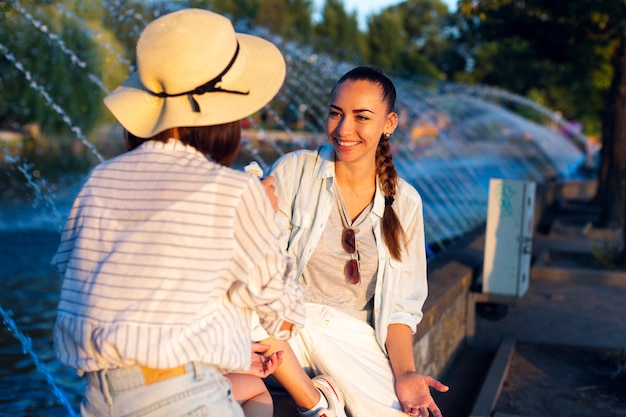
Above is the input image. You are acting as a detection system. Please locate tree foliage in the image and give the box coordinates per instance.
[0,0,130,135]
[458,0,626,262]
[365,0,461,79]
[366,10,408,71]
[458,1,613,129]
[314,0,363,62]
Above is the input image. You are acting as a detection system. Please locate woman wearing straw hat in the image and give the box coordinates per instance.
[52,8,304,417]
[258,66,449,417]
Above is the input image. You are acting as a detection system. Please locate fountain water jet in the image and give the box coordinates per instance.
[0,306,79,417]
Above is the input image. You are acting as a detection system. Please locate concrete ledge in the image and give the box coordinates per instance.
[534,180,598,233]
[417,233,483,341]
[548,179,598,201]
[533,234,602,255]
[470,337,516,417]
[412,230,486,379]
[549,219,622,243]
[532,250,626,288]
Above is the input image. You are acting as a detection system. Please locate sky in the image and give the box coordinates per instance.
[312,0,459,30]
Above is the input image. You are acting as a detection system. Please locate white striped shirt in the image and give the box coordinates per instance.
[52,139,304,373]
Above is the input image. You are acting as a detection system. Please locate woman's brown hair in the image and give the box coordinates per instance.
[124,121,242,167]
[333,66,407,261]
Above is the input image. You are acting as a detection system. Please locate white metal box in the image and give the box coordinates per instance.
[482,178,536,297]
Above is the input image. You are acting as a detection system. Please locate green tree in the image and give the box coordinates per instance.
[366,10,408,71]
[99,0,154,63]
[366,0,462,80]
[284,0,315,45]
[256,0,314,45]
[314,0,363,62]
[459,0,626,264]
[189,0,258,19]
[0,1,126,135]
[185,0,314,49]
[393,0,463,79]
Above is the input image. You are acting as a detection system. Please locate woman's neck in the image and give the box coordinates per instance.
[335,159,377,221]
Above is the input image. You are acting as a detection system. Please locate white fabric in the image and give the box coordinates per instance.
[289,304,409,416]
[52,139,305,373]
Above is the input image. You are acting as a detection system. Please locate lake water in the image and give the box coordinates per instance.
[0,229,83,416]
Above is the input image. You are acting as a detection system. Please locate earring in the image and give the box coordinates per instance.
[384,133,391,139]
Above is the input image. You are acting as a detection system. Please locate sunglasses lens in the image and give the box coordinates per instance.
[342,228,356,254]
[344,259,360,285]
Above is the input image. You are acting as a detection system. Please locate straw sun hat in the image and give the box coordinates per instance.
[104,8,286,138]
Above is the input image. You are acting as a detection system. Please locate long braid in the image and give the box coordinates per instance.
[376,135,407,261]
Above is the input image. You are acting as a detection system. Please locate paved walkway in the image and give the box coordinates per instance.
[473,277,626,351]
[466,203,626,417]
[474,206,626,352]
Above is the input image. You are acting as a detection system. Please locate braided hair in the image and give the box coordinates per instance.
[332,66,407,261]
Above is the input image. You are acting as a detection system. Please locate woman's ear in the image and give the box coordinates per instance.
[386,111,399,135]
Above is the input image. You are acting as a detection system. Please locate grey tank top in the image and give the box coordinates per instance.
[301,185,378,324]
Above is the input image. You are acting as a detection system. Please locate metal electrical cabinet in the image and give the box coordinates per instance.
[482,178,536,297]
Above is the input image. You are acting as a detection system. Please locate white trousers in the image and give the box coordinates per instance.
[288,303,408,417]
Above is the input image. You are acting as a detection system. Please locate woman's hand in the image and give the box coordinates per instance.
[261,175,279,212]
[232,342,284,378]
[395,371,449,417]
[386,324,448,416]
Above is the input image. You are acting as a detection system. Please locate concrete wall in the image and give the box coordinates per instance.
[412,232,485,377]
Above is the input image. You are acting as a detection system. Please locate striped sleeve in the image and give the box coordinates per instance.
[228,176,305,339]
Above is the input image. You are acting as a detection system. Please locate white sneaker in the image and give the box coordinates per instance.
[310,374,348,417]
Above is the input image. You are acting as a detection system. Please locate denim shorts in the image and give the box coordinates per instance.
[82,362,244,417]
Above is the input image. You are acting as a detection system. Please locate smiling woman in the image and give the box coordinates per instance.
[254,66,449,417]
